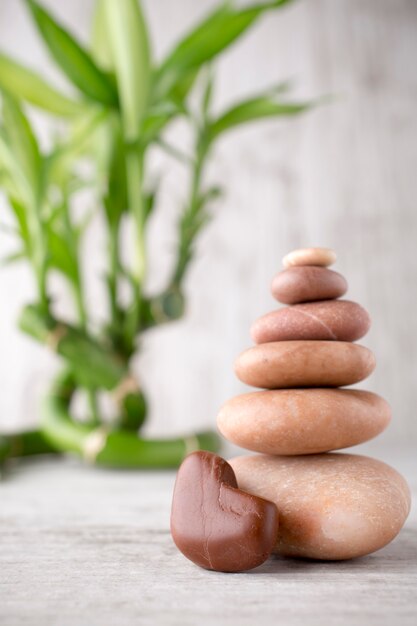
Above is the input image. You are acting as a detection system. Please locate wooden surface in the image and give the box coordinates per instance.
[1,0,417,447]
[1,448,416,626]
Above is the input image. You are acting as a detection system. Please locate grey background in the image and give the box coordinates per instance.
[0,0,416,447]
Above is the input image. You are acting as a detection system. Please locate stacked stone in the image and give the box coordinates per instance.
[217,248,410,560]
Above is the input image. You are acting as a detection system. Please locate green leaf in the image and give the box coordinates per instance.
[143,186,157,223]
[91,0,114,71]
[46,224,78,283]
[46,106,108,187]
[208,91,315,141]
[201,66,214,119]
[0,162,24,202]
[0,249,26,268]
[0,128,31,204]
[1,93,41,197]
[0,129,20,175]
[104,124,128,227]
[0,102,47,296]
[200,186,223,205]
[90,111,119,177]
[172,185,222,285]
[0,53,84,117]
[155,138,192,166]
[9,198,33,257]
[26,0,117,106]
[102,0,151,140]
[75,205,98,238]
[154,0,292,100]
[141,101,184,143]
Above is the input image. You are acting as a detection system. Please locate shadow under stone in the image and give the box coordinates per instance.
[249,527,417,576]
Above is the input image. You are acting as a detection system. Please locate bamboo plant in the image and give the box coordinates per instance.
[0,0,314,470]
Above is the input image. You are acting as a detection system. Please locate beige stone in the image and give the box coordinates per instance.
[235,341,375,389]
[229,453,411,560]
[217,388,391,454]
[282,247,337,269]
[251,300,371,344]
[271,266,347,304]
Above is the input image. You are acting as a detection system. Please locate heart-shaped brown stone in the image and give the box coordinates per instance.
[170,451,279,572]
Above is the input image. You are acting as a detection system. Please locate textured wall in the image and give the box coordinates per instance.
[0,0,416,446]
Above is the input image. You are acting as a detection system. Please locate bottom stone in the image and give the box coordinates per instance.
[229,453,410,561]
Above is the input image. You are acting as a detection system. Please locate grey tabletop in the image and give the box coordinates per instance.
[1,448,416,626]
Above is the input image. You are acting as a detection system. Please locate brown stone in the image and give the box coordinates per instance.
[170,451,279,572]
[230,453,411,560]
[217,388,391,455]
[235,341,375,389]
[251,300,371,344]
[271,266,347,304]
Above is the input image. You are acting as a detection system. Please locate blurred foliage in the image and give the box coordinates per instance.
[0,0,316,469]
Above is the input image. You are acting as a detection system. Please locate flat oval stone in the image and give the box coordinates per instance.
[271,266,347,304]
[283,247,336,269]
[251,300,371,344]
[170,451,279,572]
[217,388,390,454]
[235,341,375,389]
[230,453,411,560]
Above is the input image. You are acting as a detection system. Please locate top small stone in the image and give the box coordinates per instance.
[283,247,336,269]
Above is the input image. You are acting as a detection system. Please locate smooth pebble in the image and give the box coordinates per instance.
[217,388,391,455]
[282,247,336,269]
[271,266,347,304]
[230,453,411,560]
[235,340,375,389]
[251,300,371,344]
[171,451,279,572]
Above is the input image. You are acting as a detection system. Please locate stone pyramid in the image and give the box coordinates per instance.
[217,248,410,560]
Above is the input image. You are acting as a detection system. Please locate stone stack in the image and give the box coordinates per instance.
[217,248,410,560]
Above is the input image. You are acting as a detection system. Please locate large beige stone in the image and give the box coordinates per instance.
[217,388,391,454]
[235,341,375,389]
[229,453,411,560]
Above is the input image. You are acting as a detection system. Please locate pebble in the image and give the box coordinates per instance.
[251,300,371,344]
[230,453,411,560]
[170,451,279,572]
[234,340,375,389]
[217,388,391,455]
[271,266,347,304]
[282,247,337,269]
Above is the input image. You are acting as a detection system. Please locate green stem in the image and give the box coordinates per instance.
[126,147,146,284]
[85,389,100,427]
[155,138,193,166]
[108,222,120,326]
[72,278,87,329]
[124,146,146,346]
[73,276,99,425]
[106,219,129,358]
[36,261,49,314]
[19,304,127,391]
[0,430,58,465]
[171,136,209,288]
[41,370,221,468]
[63,198,100,426]
[29,208,49,315]
[31,164,50,314]
[135,131,210,334]
[18,303,147,431]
